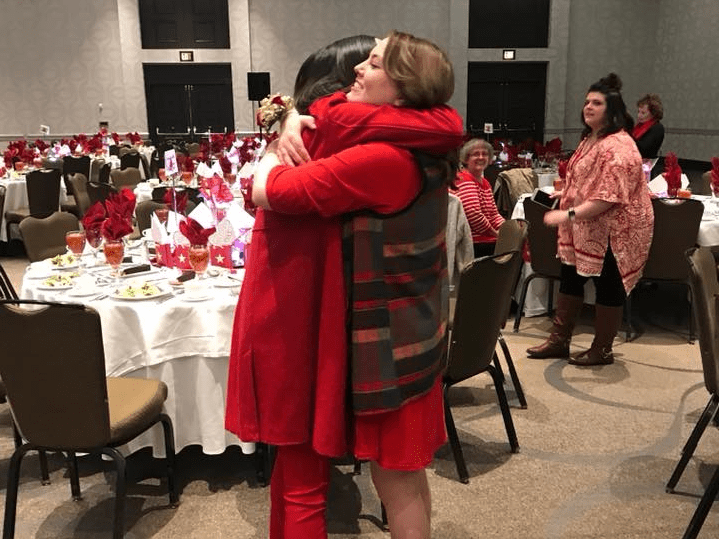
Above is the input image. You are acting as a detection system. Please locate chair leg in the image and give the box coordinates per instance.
[492,351,505,384]
[159,413,179,506]
[3,444,31,539]
[255,443,275,487]
[487,365,520,453]
[101,447,127,539]
[352,457,362,475]
[547,279,555,316]
[65,452,82,500]
[12,421,50,485]
[687,285,694,344]
[513,274,535,332]
[681,464,719,539]
[667,394,719,493]
[625,294,634,341]
[443,384,469,484]
[498,333,528,409]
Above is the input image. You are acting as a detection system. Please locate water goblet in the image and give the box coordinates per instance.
[103,239,125,284]
[188,244,210,279]
[85,226,103,266]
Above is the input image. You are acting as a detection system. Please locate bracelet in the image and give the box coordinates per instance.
[255,93,295,130]
[568,207,576,221]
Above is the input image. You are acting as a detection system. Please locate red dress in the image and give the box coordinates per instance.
[225,92,464,458]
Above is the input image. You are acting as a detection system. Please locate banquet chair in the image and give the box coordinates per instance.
[692,171,712,196]
[666,247,719,539]
[493,168,538,219]
[98,162,112,184]
[4,168,62,242]
[119,151,141,171]
[66,173,92,218]
[626,197,703,341]
[19,211,79,262]
[0,299,179,539]
[444,251,522,483]
[89,158,106,183]
[62,155,91,195]
[87,181,117,206]
[135,200,166,234]
[493,219,529,408]
[513,196,562,332]
[110,167,142,191]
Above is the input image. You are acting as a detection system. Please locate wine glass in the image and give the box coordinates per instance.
[103,239,125,284]
[188,244,210,279]
[85,226,103,266]
[65,230,86,272]
[154,207,169,225]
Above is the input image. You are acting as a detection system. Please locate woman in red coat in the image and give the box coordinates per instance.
[225,34,463,538]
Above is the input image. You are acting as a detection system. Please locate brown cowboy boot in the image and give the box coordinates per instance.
[569,304,624,366]
[526,293,584,359]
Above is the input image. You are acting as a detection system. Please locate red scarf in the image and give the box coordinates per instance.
[632,119,656,141]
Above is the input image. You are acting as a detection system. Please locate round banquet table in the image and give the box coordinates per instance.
[21,257,254,457]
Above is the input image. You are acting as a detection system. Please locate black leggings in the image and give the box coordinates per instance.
[559,246,626,307]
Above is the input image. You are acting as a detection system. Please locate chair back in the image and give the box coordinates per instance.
[120,151,141,171]
[494,218,528,255]
[446,251,522,385]
[0,184,6,222]
[62,155,91,194]
[643,198,703,281]
[110,167,142,190]
[686,247,719,395]
[19,211,79,262]
[98,162,112,184]
[494,168,538,218]
[26,168,62,218]
[0,261,18,300]
[89,158,105,183]
[87,181,118,206]
[67,173,91,217]
[0,300,112,450]
[694,171,712,196]
[523,197,562,278]
[136,200,166,233]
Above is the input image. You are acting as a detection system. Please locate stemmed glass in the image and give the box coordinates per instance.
[154,207,169,225]
[188,244,210,279]
[65,230,86,272]
[103,239,125,284]
[85,226,103,266]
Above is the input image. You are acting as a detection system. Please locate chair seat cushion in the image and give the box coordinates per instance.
[107,377,168,445]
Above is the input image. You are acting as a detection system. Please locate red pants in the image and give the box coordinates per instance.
[270,444,330,539]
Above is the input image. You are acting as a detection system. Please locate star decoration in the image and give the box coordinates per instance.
[215,254,225,264]
[178,253,186,263]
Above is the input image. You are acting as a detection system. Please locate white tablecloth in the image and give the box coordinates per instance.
[21,261,253,456]
[512,193,719,317]
[1,173,69,242]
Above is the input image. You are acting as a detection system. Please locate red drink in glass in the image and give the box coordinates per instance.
[189,245,210,276]
[103,240,124,270]
[65,230,86,255]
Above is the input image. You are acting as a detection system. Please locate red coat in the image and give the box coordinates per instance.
[225,93,464,457]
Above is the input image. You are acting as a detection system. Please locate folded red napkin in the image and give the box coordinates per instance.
[101,189,136,240]
[81,201,106,228]
[545,137,562,154]
[200,174,234,203]
[179,218,215,246]
[663,152,682,194]
[711,157,719,192]
[219,155,233,174]
[101,214,133,240]
[163,189,188,214]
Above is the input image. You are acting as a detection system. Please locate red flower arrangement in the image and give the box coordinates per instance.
[663,152,682,197]
[126,132,143,145]
[101,188,136,240]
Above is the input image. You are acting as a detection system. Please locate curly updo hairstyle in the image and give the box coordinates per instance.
[581,73,635,139]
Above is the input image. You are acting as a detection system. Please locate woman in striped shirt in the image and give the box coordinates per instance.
[452,138,505,257]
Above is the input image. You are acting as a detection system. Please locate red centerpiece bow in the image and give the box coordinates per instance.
[179,218,215,246]
[101,189,136,240]
[663,152,682,196]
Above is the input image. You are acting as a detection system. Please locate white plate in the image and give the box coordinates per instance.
[25,268,53,280]
[111,285,171,301]
[180,293,212,302]
[37,283,74,291]
[213,276,243,288]
[67,287,100,297]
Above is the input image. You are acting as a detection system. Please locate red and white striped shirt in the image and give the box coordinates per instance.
[451,170,504,244]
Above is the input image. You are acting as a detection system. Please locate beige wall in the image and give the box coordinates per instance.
[0,0,717,160]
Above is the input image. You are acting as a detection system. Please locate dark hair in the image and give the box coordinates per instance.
[580,73,634,139]
[637,93,664,121]
[293,35,376,114]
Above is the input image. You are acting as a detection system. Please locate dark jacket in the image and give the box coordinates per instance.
[635,121,664,158]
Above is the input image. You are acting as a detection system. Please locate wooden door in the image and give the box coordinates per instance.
[467,62,547,145]
[144,63,234,145]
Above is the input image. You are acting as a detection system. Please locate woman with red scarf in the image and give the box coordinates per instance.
[632,93,664,159]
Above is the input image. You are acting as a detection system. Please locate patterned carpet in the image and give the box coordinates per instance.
[1,253,718,538]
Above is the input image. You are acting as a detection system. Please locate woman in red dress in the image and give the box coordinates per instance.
[226,33,463,538]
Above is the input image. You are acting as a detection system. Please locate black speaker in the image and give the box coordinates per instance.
[247,72,271,101]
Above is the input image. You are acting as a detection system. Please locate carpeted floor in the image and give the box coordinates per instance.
[1,252,718,538]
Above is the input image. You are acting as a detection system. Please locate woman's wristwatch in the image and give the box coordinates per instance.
[567,207,576,221]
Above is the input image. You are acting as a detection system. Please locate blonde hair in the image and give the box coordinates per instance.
[383,30,454,108]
